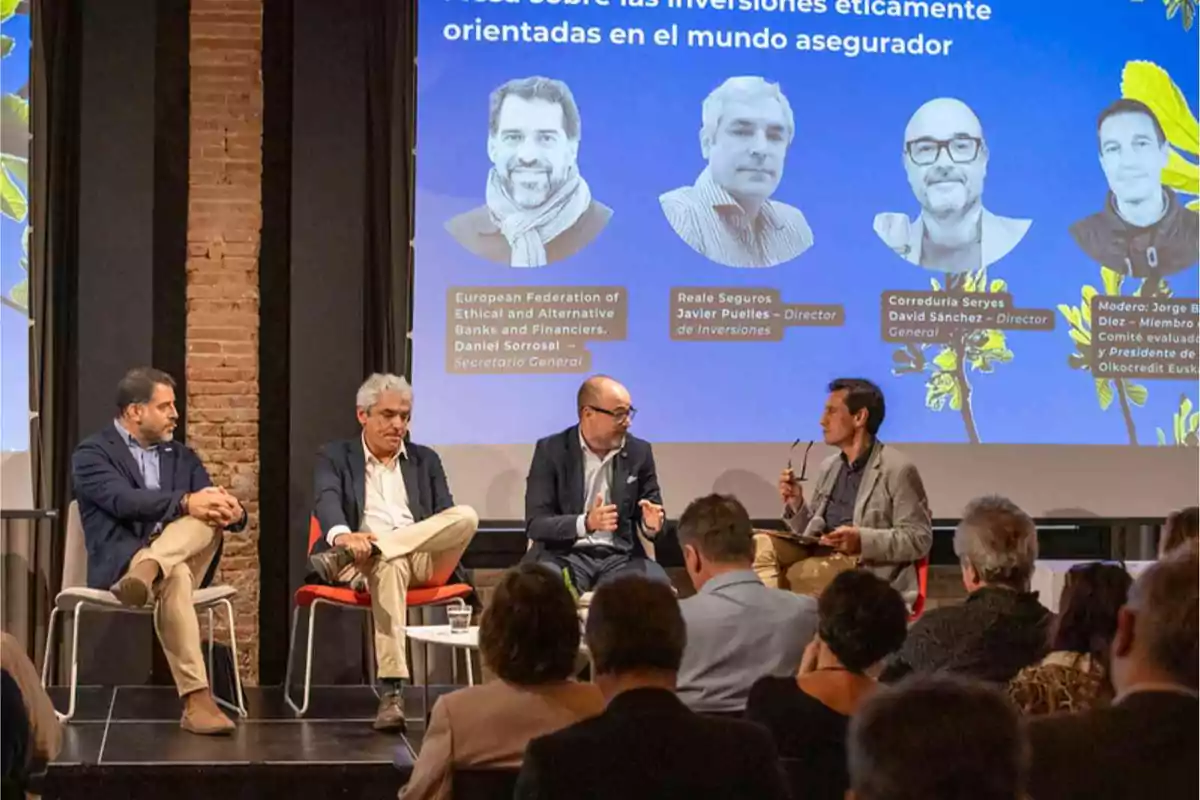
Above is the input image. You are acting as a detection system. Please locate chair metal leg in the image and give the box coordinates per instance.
[211,600,247,718]
[284,600,320,716]
[466,645,475,687]
[207,608,215,694]
[40,607,59,688]
[283,605,302,715]
[64,606,83,722]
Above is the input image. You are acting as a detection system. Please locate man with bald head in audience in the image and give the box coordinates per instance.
[524,375,668,592]
[1026,546,1199,800]
[874,97,1030,274]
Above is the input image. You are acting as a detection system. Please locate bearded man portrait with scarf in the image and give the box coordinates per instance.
[445,76,612,267]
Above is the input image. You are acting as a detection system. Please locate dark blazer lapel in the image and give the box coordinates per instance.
[349,438,367,524]
[101,426,146,489]
[854,441,884,524]
[158,444,177,492]
[611,443,630,509]
[399,451,423,520]
[565,426,584,514]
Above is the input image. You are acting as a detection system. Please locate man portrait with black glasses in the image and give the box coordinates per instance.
[874,97,1031,274]
[523,375,669,593]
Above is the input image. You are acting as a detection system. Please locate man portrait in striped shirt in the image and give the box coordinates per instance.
[660,76,814,269]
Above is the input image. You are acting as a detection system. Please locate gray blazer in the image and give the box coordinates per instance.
[784,441,932,607]
[677,570,818,714]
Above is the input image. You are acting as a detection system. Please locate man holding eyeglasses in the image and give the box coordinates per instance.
[524,375,669,592]
[874,97,1030,274]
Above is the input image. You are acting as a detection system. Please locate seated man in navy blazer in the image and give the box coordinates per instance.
[524,375,667,593]
[71,367,247,736]
[306,373,479,733]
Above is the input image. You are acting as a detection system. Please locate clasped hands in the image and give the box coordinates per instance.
[186,486,243,527]
[585,494,665,536]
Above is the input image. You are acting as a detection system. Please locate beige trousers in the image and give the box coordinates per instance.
[752,532,859,595]
[345,505,479,680]
[124,517,220,696]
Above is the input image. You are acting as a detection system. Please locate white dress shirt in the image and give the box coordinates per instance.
[327,437,415,547]
[574,432,621,549]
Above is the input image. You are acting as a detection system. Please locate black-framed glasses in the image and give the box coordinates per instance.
[787,439,815,482]
[587,405,637,423]
[905,135,983,166]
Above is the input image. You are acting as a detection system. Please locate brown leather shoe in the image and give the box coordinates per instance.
[180,689,236,735]
[110,560,160,607]
[372,690,406,733]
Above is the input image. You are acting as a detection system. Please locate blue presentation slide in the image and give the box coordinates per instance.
[412,0,1200,447]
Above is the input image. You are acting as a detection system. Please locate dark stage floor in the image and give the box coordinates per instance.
[39,684,450,800]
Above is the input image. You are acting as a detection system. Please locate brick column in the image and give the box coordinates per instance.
[187,0,263,683]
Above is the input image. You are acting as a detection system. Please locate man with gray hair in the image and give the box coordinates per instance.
[660,76,813,268]
[445,75,611,268]
[306,373,479,732]
[880,495,1051,683]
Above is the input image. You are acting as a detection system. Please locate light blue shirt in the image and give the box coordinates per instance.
[677,569,818,714]
[113,420,161,491]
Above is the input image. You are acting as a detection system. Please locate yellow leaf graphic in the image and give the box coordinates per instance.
[1163,149,1200,196]
[1121,60,1199,156]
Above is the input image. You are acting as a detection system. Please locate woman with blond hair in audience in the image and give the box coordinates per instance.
[401,564,603,800]
[1009,561,1131,715]
[745,569,907,800]
[1159,506,1198,558]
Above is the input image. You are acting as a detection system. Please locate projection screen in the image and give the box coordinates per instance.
[409,0,1200,520]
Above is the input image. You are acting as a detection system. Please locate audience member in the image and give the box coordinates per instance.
[675,494,817,715]
[515,575,789,799]
[1027,547,1199,800]
[401,565,602,800]
[1,633,62,798]
[1158,505,1198,558]
[848,674,1027,800]
[1009,561,1130,715]
[746,569,907,800]
[881,495,1051,683]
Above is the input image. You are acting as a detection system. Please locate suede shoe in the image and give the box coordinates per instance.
[110,560,160,607]
[180,689,236,735]
[306,546,355,585]
[373,690,406,733]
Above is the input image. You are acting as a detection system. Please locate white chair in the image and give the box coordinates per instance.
[40,502,247,721]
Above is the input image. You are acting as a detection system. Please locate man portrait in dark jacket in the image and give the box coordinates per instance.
[72,367,247,735]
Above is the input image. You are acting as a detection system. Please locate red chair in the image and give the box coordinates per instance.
[909,555,930,622]
[283,516,473,716]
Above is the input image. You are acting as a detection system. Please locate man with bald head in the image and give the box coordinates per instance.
[524,375,668,592]
[874,97,1030,274]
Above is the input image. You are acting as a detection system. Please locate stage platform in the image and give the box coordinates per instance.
[38,684,445,800]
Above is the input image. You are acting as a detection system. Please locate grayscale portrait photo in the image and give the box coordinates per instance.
[444,76,611,268]
[874,98,1031,274]
[660,76,814,268]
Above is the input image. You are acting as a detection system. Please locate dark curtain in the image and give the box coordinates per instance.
[20,0,80,661]
[362,0,416,377]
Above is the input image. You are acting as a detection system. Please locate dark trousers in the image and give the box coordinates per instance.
[534,547,670,594]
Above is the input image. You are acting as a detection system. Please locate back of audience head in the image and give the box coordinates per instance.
[479,563,581,686]
[677,494,754,589]
[953,495,1037,592]
[1159,506,1199,558]
[585,575,685,693]
[1053,562,1131,669]
[848,674,1026,800]
[1111,545,1199,692]
[817,569,908,674]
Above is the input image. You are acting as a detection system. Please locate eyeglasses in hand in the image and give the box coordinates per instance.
[787,439,815,482]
